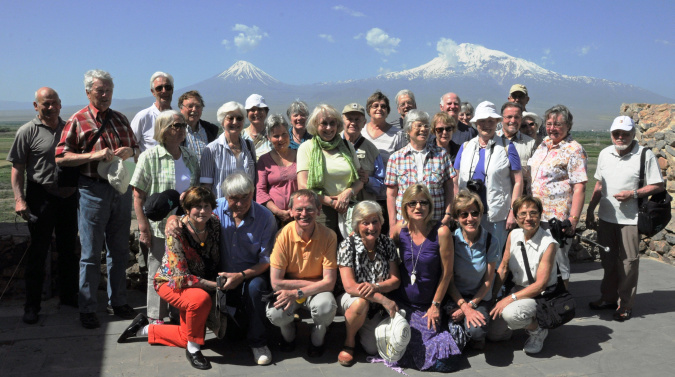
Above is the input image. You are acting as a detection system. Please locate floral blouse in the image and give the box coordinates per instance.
[528,135,588,221]
[338,233,399,284]
[154,214,220,290]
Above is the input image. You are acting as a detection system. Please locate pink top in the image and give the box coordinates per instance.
[256,152,298,211]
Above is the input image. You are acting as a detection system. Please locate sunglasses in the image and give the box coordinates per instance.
[154,84,173,92]
[435,126,454,134]
[406,200,429,208]
[458,210,480,219]
[170,123,187,130]
[523,122,536,127]
[225,115,244,122]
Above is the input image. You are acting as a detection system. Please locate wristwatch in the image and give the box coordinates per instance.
[633,189,638,199]
[297,289,304,299]
[432,300,441,308]
[511,293,518,301]
[469,300,478,309]
[375,282,381,291]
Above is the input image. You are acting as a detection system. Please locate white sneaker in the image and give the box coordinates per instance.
[523,327,548,354]
[252,346,272,365]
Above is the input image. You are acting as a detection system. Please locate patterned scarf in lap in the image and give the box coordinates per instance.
[306,135,358,195]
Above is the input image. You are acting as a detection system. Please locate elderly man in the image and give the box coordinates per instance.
[178,90,219,161]
[394,89,416,129]
[243,93,271,159]
[131,72,174,152]
[497,102,536,194]
[440,92,477,144]
[586,116,664,321]
[507,84,529,110]
[7,88,78,324]
[266,189,338,357]
[55,70,139,329]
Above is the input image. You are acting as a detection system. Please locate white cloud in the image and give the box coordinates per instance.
[436,38,460,67]
[221,24,268,52]
[318,34,335,43]
[378,67,392,74]
[365,28,400,56]
[353,33,364,40]
[655,39,671,45]
[540,48,554,66]
[332,5,365,17]
[579,46,591,55]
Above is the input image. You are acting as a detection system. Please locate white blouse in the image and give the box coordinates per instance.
[508,227,559,288]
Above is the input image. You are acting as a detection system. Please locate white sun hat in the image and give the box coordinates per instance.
[375,310,411,363]
[470,101,502,123]
[97,156,136,194]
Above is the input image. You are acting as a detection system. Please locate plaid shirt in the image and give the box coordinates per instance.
[385,144,456,222]
[130,145,201,238]
[184,124,209,163]
[55,105,137,178]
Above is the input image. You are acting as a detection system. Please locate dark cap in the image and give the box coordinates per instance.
[143,189,181,221]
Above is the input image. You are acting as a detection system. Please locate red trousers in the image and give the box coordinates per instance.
[148,284,212,348]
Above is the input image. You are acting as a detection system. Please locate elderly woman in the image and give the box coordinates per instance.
[297,104,363,239]
[453,101,523,255]
[256,114,298,226]
[118,186,220,370]
[131,110,200,324]
[385,110,455,232]
[458,102,474,127]
[521,111,543,146]
[287,100,312,150]
[488,196,559,355]
[430,111,461,163]
[390,184,460,372]
[528,105,587,286]
[446,190,499,350]
[200,101,256,199]
[243,93,270,158]
[336,200,401,366]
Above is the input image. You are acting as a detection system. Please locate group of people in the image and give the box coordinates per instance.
[9,69,665,371]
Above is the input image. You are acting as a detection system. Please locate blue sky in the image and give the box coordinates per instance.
[1,0,673,106]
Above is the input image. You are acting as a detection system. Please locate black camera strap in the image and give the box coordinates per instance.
[468,140,496,179]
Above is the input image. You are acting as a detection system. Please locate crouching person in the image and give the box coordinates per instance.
[266,189,338,357]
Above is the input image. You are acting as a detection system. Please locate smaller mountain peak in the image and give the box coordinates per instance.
[217,61,280,85]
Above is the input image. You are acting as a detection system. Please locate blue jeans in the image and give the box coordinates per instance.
[78,177,132,313]
[480,218,507,265]
[224,275,270,347]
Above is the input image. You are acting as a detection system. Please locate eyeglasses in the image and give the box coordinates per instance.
[458,211,480,219]
[371,103,387,109]
[398,101,414,108]
[293,207,316,214]
[405,200,429,208]
[154,85,173,92]
[170,123,187,130]
[545,122,567,129]
[523,122,536,127]
[611,131,632,138]
[435,126,454,134]
[319,120,338,128]
[412,123,430,130]
[225,115,244,122]
[516,211,540,220]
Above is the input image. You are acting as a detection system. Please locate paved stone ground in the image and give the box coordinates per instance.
[1,257,674,377]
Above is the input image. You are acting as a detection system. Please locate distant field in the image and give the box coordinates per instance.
[573,130,613,204]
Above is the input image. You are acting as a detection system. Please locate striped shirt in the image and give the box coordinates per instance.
[184,123,209,163]
[55,105,137,178]
[199,133,256,198]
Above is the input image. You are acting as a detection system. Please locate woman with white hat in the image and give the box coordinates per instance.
[453,101,523,258]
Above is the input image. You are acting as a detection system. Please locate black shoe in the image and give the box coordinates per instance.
[80,312,100,329]
[307,342,325,358]
[589,300,618,310]
[117,313,149,343]
[186,350,211,370]
[279,338,296,352]
[107,304,137,319]
[22,307,39,324]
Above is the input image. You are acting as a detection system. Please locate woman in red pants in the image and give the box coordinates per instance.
[118,186,220,370]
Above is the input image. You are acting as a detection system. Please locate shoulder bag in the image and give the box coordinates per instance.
[637,148,672,237]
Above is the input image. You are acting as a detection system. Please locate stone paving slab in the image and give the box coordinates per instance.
[1,257,674,376]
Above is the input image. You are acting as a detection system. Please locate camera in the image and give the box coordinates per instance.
[216,275,227,290]
[466,179,485,194]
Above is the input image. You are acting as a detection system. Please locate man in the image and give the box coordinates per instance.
[440,92,477,144]
[243,93,271,159]
[394,89,416,129]
[131,72,174,152]
[55,70,139,329]
[266,189,338,357]
[178,90,219,161]
[7,87,78,324]
[586,116,664,321]
[497,102,536,194]
[507,84,529,110]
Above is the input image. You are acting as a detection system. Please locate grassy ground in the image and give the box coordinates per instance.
[573,130,613,204]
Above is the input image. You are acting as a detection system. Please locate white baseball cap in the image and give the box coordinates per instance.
[375,310,411,363]
[245,94,268,110]
[610,115,635,132]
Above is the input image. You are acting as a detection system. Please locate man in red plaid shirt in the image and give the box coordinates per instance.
[55,69,139,329]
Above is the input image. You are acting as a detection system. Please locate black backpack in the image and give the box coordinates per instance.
[637,148,672,237]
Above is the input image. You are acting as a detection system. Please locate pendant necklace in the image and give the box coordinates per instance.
[186,218,206,247]
[409,229,426,285]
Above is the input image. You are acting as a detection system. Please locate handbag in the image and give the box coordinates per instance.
[57,112,111,187]
[519,241,575,329]
[637,148,672,237]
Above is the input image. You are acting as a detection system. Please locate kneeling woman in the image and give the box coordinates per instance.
[390,184,462,372]
[489,195,558,355]
[337,200,401,366]
[118,187,220,370]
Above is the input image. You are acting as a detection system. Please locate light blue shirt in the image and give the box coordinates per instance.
[214,198,277,273]
[199,133,256,198]
[453,227,500,301]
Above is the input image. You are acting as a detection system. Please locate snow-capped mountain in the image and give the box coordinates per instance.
[216,60,279,86]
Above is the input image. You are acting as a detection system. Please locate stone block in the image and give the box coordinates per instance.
[651,231,666,241]
[650,240,669,255]
[655,140,666,150]
[666,145,675,158]
[667,167,675,180]
[668,245,675,258]
[667,214,675,233]
[665,233,675,245]
[667,180,675,193]
[654,132,665,140]
[665,132,675,146]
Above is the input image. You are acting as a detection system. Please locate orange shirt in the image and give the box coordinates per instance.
[270,221,337,279]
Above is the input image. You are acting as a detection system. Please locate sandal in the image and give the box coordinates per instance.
[338,345,355,367]
[613,308,632,321]
[589,300,618,311]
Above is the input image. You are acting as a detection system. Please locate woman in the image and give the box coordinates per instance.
[256,114,298,226]
[458,102,474,126]
[446,190,499,350]
[385,110,455,232]
[521,111,543,146]
[488,195,559,355]
[200,101,256,199]
[453,101,523,256]
[528,105,587,286]
[118,186,220,370]
[336,201,401,366]
[297,104,363,239]
[390,184,460,372]
[131,110,200,325]
[287,100,312,150]
[244,93,270,158]
[430,111,460,163]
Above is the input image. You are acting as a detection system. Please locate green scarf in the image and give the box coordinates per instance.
[306,135,359,195]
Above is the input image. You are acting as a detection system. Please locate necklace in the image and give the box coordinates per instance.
[409,228,426,285]
[186,218,207,247]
